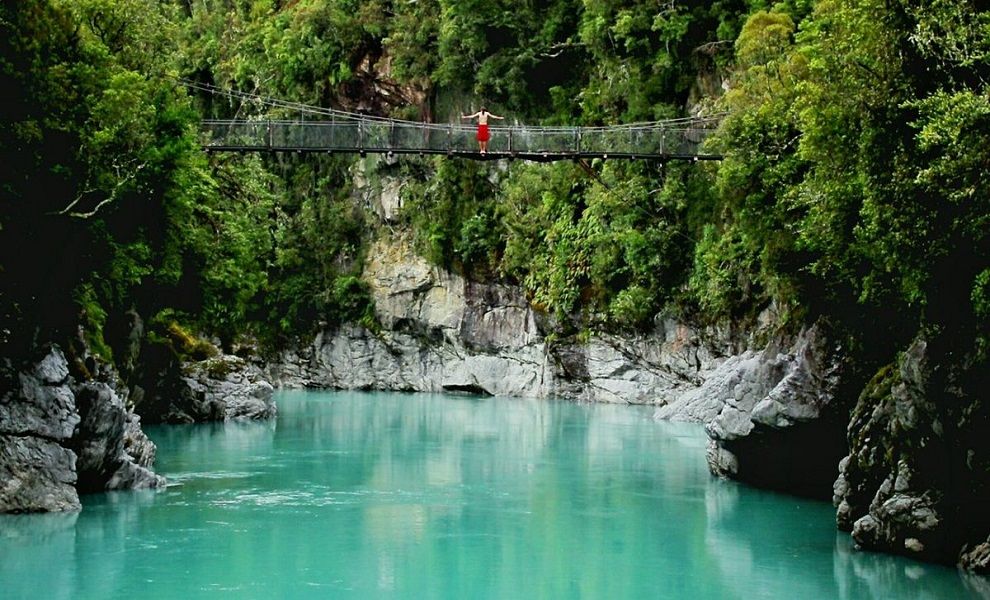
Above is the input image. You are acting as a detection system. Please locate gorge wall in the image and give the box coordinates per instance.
[0,326,276,513]
[271,235,736,408]
[5,166,985,575]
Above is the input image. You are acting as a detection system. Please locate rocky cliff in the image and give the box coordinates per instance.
[268,228,990,572]
[0,346,164,513]
[271,236,739,407]
[695,323,850,499]
[270,234,855,502]
[833,333,990,572]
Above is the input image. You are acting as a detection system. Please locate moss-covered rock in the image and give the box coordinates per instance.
[835,333,990,568]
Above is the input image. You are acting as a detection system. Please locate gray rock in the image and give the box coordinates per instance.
[33,349,70,385]
[0,346,165,513]
[695,323,849,498]
[0,434,79,512]
[960,538,990,574]
[72,381,165,493]
[270,236,736,408]
[104,459,164,491]
[123,412,156,468]
[171,355,277,423]
[834,334,990,568]
[706,439,740,477]
[0,347,78,441]
[73,382,127,488]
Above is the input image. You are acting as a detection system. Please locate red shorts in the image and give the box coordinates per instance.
[476,124,490,142]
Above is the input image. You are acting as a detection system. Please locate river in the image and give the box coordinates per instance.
[0,390,983,598]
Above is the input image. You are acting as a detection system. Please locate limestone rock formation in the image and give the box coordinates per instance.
[693,324,848,498]
[271,236,733,404]
[72,381,164,492]
[165,355,276,424]
[0,347,81,512]
[0,435,79,513]
[0,346,164,513]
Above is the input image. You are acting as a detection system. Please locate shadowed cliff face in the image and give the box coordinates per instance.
[834,335,990,572]
[0,346,164,513]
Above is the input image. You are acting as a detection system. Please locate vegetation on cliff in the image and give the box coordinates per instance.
[2,1,988,393]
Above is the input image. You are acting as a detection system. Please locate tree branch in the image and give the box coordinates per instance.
[54,161,146,219]
[538,41,586,59]
[694,40,733,56]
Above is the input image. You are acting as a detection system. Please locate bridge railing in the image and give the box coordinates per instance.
[201,118,719,158]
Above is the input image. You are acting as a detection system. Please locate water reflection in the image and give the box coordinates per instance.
[0,390,980,599]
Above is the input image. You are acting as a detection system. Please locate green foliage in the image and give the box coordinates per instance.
[0,0,213,358]
[6,0,990,377]
[164,321,219,362]
[492,159,696,326]
[703,0,990,355]
[74,283,113,361]
[403,158,502,275]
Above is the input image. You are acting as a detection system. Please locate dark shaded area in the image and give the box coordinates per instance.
[724,417,849,501]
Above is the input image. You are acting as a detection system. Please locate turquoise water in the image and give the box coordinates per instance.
[0,390,984,599]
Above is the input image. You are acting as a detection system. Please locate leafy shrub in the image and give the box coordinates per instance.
[165,321,219,361]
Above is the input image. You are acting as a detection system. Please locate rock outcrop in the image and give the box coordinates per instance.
[271,236,735,404]
[0,346,164,513]
[833,334,990,570]
[142,354,276,424]
[696,323,850,498]
[71,381,163,493]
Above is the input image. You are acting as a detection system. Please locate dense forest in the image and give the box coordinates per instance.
[1,0,988,377]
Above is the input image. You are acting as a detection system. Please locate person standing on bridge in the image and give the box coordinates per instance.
[461,107,504,154]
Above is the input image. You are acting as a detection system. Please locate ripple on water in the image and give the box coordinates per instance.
[167,471,259,482]
[209,489,362,508]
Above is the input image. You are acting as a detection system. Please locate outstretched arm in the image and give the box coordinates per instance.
[489,113,505,120]
[461,112,480,119]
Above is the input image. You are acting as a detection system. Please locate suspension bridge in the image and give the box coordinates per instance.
[187,80,722,162]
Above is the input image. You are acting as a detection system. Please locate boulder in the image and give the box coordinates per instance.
[72,381,164,493]
[167,355,277,423]
[0,348,78,441]
[0,434,79,512]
